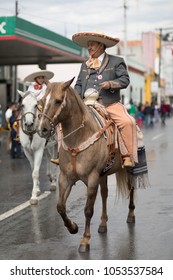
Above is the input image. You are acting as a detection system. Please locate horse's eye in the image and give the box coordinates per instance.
[54,99,61,105]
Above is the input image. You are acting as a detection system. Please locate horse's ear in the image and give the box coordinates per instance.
[17,90,25,98]
[30,91,41,98]
[62,77,75,90]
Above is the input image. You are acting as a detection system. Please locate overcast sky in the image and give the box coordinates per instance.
[1,0,173,41]
[1,0,173,82]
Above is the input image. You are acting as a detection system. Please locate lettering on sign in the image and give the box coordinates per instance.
[0,22,6,34]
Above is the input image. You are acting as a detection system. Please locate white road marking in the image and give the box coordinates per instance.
[152,133,165,140]
[0,191,51,222]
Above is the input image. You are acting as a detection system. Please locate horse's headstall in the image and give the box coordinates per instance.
[37,104,43,112]
[38,112,56,136]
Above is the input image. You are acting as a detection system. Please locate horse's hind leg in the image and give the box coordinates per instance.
[127,184,135,223]
[98,176,108,233]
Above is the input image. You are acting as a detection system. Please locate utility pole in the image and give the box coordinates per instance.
[13,1,19,102]
[156,27,173,88]
[158,28,162,88]
[15,1,19,16]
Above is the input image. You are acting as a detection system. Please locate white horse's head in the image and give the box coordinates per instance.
[18,90,40,134]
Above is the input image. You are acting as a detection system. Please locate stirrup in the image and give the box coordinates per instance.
[50,158,59,165]
[123,157,133,167]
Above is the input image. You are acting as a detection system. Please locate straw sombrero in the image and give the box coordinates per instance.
[72,32,120,48]
[24,69,54,82]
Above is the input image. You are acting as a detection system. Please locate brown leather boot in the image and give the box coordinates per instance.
[50,158,59,165]
[123,157,133,167]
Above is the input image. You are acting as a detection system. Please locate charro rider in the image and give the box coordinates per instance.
[72,31,138,167]
[24,68,54,101]
[14,68,54,142]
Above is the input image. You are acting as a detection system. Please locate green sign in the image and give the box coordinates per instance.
[0,16,15,36]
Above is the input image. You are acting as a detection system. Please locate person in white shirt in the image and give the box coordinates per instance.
[14,69,54,142]
[24,69,54,100]
[5,103,17,151]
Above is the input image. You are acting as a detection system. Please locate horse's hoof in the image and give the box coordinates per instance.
[36,191,41,196]
[30,199,38,205]
[68,222,78,234]
[98,225,107,233]
[78,244,90,253]
[127,216,135,223]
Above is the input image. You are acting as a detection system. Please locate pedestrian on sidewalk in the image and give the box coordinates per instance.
[9,109,21,158]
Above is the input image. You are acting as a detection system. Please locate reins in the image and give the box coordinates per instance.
[63,122,85,140]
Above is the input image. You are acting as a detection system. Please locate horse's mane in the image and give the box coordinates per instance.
[68,85,99,128]
[48,81,96,125]
[69,86,90,115]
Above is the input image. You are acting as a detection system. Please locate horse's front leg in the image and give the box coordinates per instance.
[30,147,44,205]
[57,173,78,234]
[79,178,99,253]
[127,183,135,223]
[45,148,57,191]
[23,147,34,170]
[98,176,108,233]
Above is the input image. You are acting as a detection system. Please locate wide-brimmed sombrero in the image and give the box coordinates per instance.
[24,69,54,82]
[72,32,120,48]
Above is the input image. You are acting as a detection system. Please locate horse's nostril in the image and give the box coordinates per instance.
[43,127,48,133]
[41,127,49,136]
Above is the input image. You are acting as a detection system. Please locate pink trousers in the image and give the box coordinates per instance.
[106,102,138,163]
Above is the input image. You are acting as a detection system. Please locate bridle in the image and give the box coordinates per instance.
[38,89,86,145]
[38,90,67,136]
[21,111,37,136]
[20,92,39,141]
[38,111,56,137]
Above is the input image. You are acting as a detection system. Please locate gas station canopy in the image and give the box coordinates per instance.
[0,16,87,66]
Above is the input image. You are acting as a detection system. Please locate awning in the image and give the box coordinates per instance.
[0,16,87,66]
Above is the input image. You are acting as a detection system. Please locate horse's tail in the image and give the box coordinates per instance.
[115,168,129,199]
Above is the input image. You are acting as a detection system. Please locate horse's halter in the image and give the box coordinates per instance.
[21,111,37,135]
[20,92,38,137]
[39,89,85,141]
[38,90,67,137]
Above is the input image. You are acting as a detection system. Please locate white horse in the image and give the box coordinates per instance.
[18,90,57,205]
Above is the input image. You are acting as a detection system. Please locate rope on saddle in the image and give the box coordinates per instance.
[88,104,117,153]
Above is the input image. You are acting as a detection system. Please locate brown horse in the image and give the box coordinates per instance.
[36,78,138,253]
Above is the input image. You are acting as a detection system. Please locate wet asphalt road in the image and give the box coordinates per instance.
[0,117,173,260]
